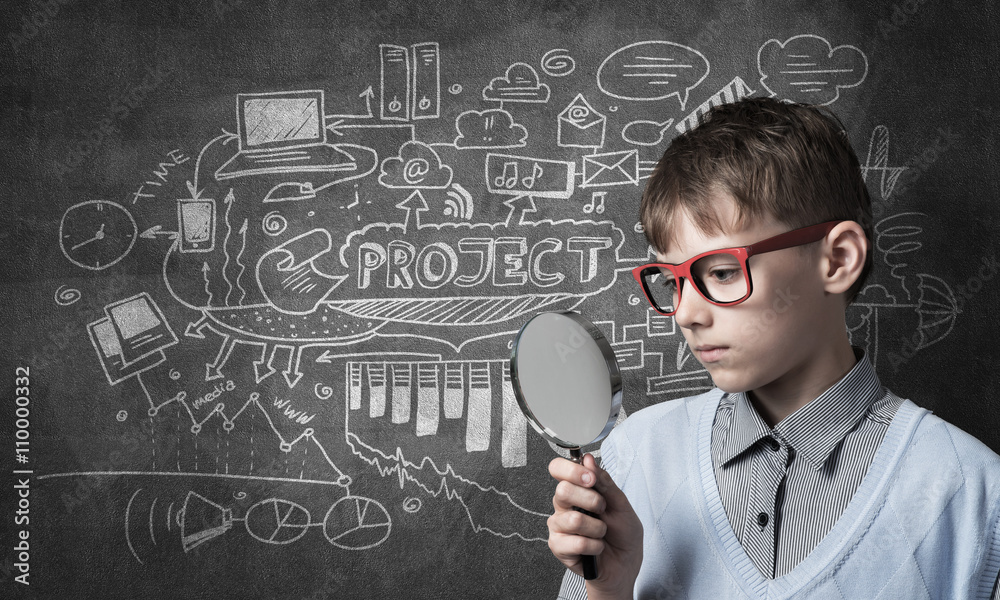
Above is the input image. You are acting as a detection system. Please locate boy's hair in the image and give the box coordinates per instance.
[640,97,873,304]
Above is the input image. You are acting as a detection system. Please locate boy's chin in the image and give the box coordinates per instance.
[705,369,754,395]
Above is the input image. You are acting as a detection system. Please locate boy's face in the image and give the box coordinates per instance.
[656,192,835,396]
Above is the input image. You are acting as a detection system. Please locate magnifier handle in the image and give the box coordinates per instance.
[569,448,599,581]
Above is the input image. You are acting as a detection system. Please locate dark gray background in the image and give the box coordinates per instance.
[2,0,998,598]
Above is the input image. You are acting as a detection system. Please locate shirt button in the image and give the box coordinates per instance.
[756,512,769,527]
[765,437,780,451]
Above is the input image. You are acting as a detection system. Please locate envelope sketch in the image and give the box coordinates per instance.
[580,150,639,187]
[557,93,606,148]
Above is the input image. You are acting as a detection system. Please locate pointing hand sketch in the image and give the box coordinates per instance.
[255,229,347,315]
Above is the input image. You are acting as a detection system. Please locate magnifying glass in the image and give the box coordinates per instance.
[508,311,623,580]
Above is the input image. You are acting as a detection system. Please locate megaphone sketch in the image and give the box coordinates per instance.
[180,491,234,552]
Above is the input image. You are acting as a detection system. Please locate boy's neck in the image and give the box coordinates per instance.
[747,335,859,428]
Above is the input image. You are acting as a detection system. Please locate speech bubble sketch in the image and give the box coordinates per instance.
[757,34,868,106]
[621,118,674,146]
[482,62,550,103]
[454,108,528,149]
[379,140,454,189]
[596,41,710,109]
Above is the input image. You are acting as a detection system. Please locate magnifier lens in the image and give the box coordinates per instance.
[513,313,614,447]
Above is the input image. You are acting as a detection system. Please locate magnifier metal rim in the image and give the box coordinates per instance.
[509,311,623,449]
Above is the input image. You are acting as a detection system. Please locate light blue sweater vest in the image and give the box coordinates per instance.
[592,389,1000,600]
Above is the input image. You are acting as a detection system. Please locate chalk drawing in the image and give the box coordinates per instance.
[557,94,606,149]
[60,200,138,270]
[580,150,640,188]
[482,62,551,103]
[597,41,710,109]
[540,48,576,77]
[621,118,675,147]
[454,108,528,149]
[757,34,868,106]
[675,75,754,134]
[861,125,907,201]
[379,140,453,189]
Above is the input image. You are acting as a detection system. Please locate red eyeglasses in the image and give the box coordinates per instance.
[632,220,844,316]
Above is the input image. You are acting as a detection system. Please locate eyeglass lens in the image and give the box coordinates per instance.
[643,253,748,312]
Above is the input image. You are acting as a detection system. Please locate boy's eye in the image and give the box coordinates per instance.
[708,267,741,284]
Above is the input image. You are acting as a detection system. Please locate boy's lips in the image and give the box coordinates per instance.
[694,345,729,362]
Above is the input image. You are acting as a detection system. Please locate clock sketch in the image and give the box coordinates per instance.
[60,200,138,270]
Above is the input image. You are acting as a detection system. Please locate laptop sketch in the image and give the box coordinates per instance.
[215,90,357,181]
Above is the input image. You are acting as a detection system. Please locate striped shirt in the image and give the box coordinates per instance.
[711,347,900,578]
[556,347,1000,598]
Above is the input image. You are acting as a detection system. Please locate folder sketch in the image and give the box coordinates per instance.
[215,90,357,181]
[88,318,166,385]
[103,292,179,366]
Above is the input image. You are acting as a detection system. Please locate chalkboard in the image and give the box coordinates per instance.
[2,0,998,597]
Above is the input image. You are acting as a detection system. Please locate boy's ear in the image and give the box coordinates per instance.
[821,221,867,298]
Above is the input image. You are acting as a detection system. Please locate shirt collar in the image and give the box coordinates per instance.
[716,390,774,467]
[717,347,884,471]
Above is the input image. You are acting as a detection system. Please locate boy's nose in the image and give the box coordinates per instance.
[672,280,713,329]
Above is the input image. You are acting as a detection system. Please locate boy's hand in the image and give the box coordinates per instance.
[547,453,643,599]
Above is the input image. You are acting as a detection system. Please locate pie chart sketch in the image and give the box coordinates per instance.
[245,498,313,545]
[322,496,392,550]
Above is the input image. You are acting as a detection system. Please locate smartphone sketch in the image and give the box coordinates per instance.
[177,198,216,252]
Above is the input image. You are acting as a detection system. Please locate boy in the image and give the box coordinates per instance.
[547,98,1000,599]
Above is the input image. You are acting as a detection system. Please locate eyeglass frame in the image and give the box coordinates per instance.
[631,220,846,316]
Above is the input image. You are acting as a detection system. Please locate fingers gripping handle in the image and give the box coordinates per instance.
[569,448,599,580]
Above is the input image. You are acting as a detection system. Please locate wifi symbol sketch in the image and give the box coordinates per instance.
[443,183,474,220]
